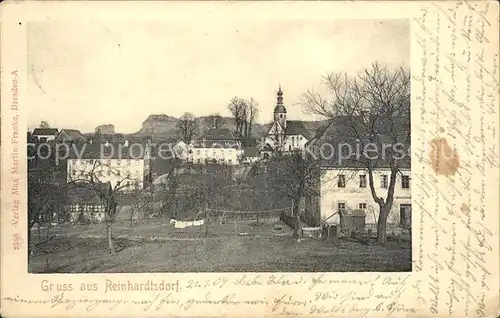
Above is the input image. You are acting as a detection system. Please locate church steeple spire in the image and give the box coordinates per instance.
[277,85,283,105]
[273,85,287,131]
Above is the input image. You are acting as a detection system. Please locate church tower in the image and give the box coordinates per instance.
[273,85,287,133]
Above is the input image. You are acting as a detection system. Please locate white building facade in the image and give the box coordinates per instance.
[317,167,411,229]
[66,143,151,191]
[186,128,243,165]
[188,145,242,165]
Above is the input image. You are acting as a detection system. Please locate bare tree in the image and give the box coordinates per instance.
[155,160,182,223]
[228,97,247,137]
[206,113,224,129]
[228,97,259,144]
[177,112,199,144]
[28,143,69,256]
[128,186,152,227]
[302,62,410,244]
[69,160,141,254]
[39,121,50,128]
[269,150,323,237]
[243,98,259,142]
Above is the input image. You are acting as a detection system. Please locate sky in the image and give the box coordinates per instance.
[27,19,409,133]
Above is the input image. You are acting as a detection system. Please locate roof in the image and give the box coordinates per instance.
[305,121,334,147]
[200,128,238,141]
[66,142,150,159]
[32,128,59,136]
[304,114,411,169]
[260,143,274,152]
[284,121,311,139]
[243,147,259,157]
[314,127,410,170]
[56,129,85,141]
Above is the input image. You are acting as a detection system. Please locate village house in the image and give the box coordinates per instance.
[187,128,243,165]
[242,147,260,164]
[32,128,59,142]
[303,117,411,234]
[313,165,411,233]
[66,141,152,191]
[66,187,106,224]
[55,129,86,143]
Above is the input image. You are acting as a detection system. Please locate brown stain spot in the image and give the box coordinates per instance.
[439,127,445,133]
[460,203,470,215]
[429,138,460,176]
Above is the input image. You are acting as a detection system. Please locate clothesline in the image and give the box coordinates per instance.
[205,206,292,214]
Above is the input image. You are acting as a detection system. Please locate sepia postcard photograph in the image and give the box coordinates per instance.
[1,1,499,317]
[25,18,411,274]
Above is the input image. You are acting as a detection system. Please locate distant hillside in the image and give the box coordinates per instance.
[136,114,179,136]
[132,114,268,139]
[90,114,327,141]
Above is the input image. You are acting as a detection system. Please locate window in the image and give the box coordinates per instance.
[359,175,367,188]
[117,170,121,176]
[89,159,94,164]
[381,175,388,188]
[400,204,412,226]
[338,175,346,188]
[72,170,76,176]
[402,175,410,189]
[197,150,201,155]
[338,202,346,211]
[358,203,367,210]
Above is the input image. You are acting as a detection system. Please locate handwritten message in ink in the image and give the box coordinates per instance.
[3,274,418,316]
[413,1,498,317]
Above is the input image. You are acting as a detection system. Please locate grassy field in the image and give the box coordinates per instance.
[29,222,412,273]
